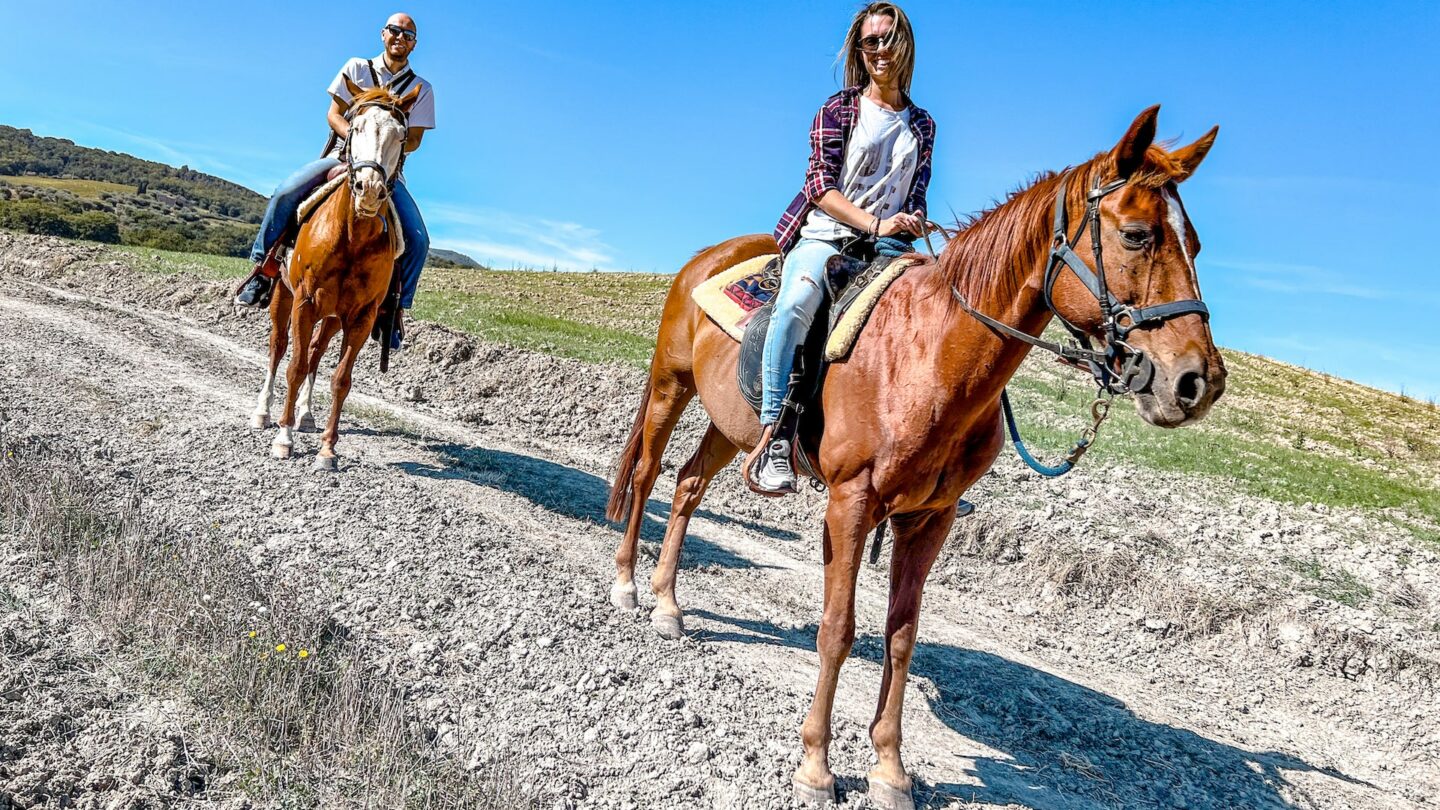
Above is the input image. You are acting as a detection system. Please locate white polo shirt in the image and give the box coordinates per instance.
[327,54,436,131]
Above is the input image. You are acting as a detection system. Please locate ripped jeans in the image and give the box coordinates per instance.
[759,238,841,425]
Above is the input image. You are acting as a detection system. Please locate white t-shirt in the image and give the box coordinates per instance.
[327,55,436,132]
[799,95,919,243]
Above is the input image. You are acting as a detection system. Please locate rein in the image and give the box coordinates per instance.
[951,170,1210,476]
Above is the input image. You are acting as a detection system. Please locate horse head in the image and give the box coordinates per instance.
[341,77,422,218]
[1048,106,1227,428]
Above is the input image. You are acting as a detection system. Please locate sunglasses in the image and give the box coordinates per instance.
[384,24,417,42]
[858,35,896,54]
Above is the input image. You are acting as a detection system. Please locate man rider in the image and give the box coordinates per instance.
[236,13,435,348]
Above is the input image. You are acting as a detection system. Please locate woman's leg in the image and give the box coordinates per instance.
[759,238,839,425]
[248,158,343,264]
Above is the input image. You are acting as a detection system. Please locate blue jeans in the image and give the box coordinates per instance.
[760,238,840,425]
[250,158,430,309]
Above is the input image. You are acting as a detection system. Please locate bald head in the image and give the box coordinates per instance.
[381,13,418,64]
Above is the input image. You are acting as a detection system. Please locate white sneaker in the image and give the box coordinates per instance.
[752,438,797,493]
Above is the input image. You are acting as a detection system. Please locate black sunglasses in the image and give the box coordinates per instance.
[858,35,896,54]
[384,24,417,42]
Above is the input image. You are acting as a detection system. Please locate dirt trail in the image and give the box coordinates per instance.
[2,236,1437,809]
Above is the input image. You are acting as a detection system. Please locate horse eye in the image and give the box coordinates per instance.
[1120,228,1152,248]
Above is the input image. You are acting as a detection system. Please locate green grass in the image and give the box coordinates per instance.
[412,288,657,366]
[111,243,250,280]
[1280,555,1374,607]
[0,174,133,199]
[1005,371,1440,524]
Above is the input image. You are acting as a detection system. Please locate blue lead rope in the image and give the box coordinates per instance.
[1000,389,1087,478]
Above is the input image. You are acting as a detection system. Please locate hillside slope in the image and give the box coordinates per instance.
[0,126,481,267]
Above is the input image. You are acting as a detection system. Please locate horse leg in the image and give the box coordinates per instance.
[794,487,873,805]
[866,506,957,810]
[251,282,294,429]
[272,298,318,459]
[609,375,695,611]
[297,317,342,432]
[648,423,739,639]
[313,314,374,471]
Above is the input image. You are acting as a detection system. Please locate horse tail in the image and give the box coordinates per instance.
[606,377,654,525]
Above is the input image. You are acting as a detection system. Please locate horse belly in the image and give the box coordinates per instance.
[692,322,762,452]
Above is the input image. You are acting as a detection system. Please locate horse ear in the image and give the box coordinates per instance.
[342,74,366,101]
[1110,105,1160,179]
[1169,126,1219,183]
[397,84,423,115]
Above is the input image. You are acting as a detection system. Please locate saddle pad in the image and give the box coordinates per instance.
[690,254,780,341]
[823,258,917,361]
[296,176,406,259]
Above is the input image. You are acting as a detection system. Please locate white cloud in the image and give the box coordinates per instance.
[425,203,621,271]
[1209,259,1387,300]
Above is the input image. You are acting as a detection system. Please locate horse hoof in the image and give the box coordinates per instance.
[250,413,270,430]
[650,610,685,640]
[610,581,639,611]
[271,443,293,460]
[298,414,317,432]
[791,777,837,806]
[312,455,337,472]
[867,778,914,810]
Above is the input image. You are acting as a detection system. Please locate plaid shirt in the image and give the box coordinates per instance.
[773,86,936,254]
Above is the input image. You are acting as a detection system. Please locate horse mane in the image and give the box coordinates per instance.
[348,86,401,109]
[939,144,1185,309]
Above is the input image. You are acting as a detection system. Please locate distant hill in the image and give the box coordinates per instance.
[428,248,483,269]
[0,125,483,268]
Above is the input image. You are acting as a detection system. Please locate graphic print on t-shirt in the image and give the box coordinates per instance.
[800,95,919,243]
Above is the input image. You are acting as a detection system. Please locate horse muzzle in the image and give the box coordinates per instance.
[1132,351,1227,428]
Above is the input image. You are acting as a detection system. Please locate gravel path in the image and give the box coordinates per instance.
[2,234,1437,809]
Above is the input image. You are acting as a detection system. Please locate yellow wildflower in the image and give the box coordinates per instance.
[298,649,310,660]
[275,643,287,653]
[247,631,257,639]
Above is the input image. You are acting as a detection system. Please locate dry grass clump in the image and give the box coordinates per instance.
[0,436,528,808]
[1026,542,1253,639]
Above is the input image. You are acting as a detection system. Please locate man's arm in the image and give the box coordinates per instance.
[327,95,350,140]
[404,128,424,153]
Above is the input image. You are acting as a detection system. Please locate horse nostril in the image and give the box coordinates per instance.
[1176,370,1206,408]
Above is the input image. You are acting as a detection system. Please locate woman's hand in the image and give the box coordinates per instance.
[877,212,924,237]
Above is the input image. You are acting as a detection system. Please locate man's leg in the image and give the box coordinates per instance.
[237,158,342,306]
[387,180,429,348]
[747,238,838,494]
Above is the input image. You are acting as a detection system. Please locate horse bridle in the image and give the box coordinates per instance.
[953,171,1210,395]
[341,100,410,200]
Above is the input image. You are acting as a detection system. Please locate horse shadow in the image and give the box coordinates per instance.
[691,610,1369,810]
[392,441,795,570]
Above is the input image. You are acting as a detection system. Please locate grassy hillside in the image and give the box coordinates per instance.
[0,126,482,268]
[98,242,1440,543]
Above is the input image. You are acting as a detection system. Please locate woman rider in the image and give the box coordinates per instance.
[746,2,935,495]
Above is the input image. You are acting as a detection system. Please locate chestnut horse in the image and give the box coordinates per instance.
[250,83,420,470]
[605,107,1225,808]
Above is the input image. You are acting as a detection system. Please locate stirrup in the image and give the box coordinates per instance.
[743,424,798,497]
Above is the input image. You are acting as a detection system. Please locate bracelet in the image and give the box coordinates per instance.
[871,214,881,236]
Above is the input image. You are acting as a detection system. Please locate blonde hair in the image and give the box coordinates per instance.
[839,3,916,94]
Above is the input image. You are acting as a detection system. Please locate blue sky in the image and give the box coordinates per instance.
[6,1,1438,398]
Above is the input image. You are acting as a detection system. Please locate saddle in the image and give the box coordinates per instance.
[735,238,916,415]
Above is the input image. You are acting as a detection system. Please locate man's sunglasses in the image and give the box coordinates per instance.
[858,35,896,54]
[384,24,417,42]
